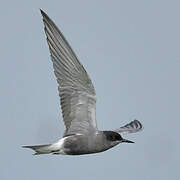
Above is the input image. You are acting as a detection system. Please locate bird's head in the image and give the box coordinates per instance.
[104,131,134,144]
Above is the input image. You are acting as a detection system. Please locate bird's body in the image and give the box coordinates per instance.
[24,132,125,155]
[23,10,143,155]
[56,132,119,155]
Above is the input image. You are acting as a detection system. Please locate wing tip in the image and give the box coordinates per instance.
[40,9,46,16]
[115,119,143,134]
[132,119,143,130]
[40,9,50,22]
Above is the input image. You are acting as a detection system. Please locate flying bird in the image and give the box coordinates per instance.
[23,10,143,155]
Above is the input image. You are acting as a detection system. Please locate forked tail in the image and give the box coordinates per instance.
[22,144,53,155]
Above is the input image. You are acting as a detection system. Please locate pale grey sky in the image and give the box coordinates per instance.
[1,0,180,179]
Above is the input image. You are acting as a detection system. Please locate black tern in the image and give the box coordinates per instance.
[23,10,143,155]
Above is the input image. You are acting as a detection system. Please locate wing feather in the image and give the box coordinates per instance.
[115,120,143,135]
[40,10,97,136]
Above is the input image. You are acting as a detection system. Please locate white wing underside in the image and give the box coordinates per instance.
[40,10,98,136]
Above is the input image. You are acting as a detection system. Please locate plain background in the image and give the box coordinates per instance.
[1,0,180,179]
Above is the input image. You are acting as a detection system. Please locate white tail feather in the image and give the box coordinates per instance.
[22,137,67,155]
[22,144,55,155]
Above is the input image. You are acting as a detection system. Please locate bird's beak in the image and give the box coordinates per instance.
[121,139,134,143]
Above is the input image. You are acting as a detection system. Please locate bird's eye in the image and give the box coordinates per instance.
[112,135,117,141]
[109,135,114,140]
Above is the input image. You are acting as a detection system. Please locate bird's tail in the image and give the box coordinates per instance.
[22,144,54,155]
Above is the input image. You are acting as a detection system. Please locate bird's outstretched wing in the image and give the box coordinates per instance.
[40,10,97,136]
[115,120,143,135]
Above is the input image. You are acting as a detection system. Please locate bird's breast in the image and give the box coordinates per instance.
[63,133,114,155]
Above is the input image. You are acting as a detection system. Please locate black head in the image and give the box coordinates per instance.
[104,131,134,143]
[104,131,123,141]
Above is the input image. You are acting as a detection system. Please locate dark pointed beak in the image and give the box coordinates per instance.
[122,139,134,143]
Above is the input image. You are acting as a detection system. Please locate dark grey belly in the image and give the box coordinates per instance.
[63,134,116,155]
[64,135,108,155]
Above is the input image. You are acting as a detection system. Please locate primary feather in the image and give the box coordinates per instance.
[115,120,143,135]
